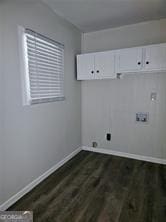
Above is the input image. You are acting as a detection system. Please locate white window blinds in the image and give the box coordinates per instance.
[24,29,64,105]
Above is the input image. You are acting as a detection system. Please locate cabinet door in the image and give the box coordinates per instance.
[95,51,116,79]
[77,54,95,80]
[116,47,143,73]
[144,44,166,71]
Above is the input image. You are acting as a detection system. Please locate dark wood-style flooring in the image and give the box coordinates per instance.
[9,151,166,222]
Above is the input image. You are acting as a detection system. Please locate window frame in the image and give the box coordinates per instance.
[18,26,65,106]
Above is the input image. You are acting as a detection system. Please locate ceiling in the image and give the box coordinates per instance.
[43,0,166,32]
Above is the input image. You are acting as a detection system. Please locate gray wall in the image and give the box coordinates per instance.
[82,19,166,159]
[0,1,81,205]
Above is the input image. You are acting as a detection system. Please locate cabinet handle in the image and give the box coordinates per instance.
[96,70,99,73]
[91,71,94,74]
[137,62,141,65]
[146,61,149,65]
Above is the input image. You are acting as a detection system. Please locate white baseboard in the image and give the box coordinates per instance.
[1,146,165,211]
[0,147,81,211]
[82,146,166,165]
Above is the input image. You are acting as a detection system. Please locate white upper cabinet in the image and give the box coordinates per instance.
[77,51,115,80]
[116,47,143,73]
[77,53,95,80]
[77,43,166,80]
[143,43,166,71]
[95,51,115,79]
[116,43,166,74]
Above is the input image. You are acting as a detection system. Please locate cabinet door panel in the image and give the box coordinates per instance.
[95,51,116,79]
[77,54,95,80]
[116,47,143,73]
[144,44,166,71]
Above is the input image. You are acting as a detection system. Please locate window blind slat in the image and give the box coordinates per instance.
[31,91,63,94]
[26,40,63,55]
[28,58,62,68]
[27,51,62,64]
[26,35,63,51]
[30,82,63,87]
[28,62,63,73]
[30,88,63,92]
[29,67,62,75]
[29,69,62,76]
[31,91,63,95]
[30,75,61,81]
[31,91,62,94]
[27,46,63,59]
[31,93,63,98]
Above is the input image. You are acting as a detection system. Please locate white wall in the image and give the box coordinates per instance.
[82,19,166,159]
[0,4,5,205]
[0,1,81,205]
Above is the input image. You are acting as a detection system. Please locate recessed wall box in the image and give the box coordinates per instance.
[151,92,157,101]
[136,112,149,123]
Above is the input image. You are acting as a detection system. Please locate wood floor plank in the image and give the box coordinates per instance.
[153,164,166,222]
[118,161,148,222]
[60,155,113,222]
[97,158,141,222]
[37,153,109,222]
[9,151,166,222]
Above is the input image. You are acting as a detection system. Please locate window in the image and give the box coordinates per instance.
[22,29,64,105]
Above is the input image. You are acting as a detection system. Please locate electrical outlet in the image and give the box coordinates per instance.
[106,133,111,141]
[92,142,98,148]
